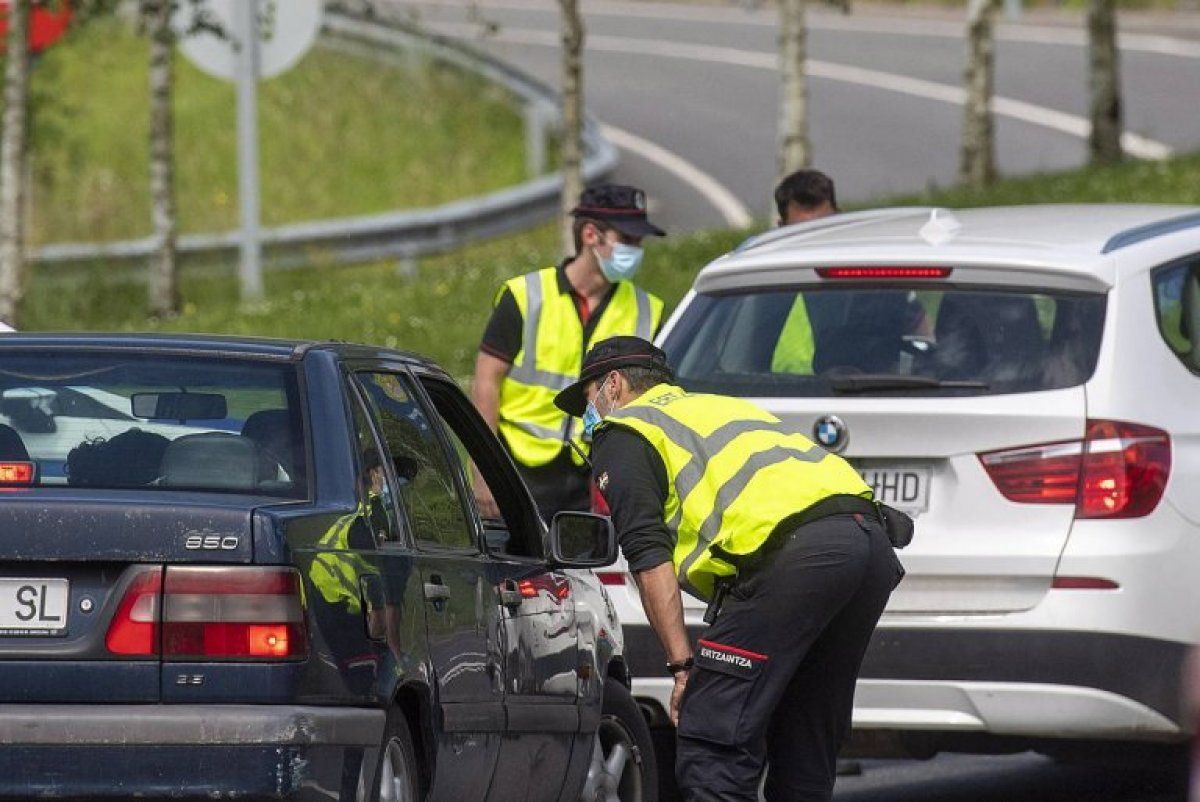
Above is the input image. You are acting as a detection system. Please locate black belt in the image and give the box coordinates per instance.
[785,493,881,531]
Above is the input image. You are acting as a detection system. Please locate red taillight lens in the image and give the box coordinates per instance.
[1077,420,1170,519]
[105,569,162,656]
[596,572,626,587]
[162,566,307,660]
[0,461,35,485]
[978,441,1082,504]
[816,266,953,280]
[979,419,1170,519]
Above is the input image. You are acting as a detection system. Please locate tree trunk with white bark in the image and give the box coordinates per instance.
[0,0,30,328]
[960,0,1001,188]
[146,0,180,316]
[778,0,810,178]
[1087,0,1123,164]
[558,0,584,256]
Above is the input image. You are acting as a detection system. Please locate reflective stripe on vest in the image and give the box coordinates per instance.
[498,267,663,468]
[604,385,872,600]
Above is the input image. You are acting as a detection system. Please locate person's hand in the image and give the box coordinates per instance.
[669,669,690,727]
[472,467,501,520]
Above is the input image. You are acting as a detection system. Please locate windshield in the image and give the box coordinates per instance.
[662,286,1107,397]
[0,352,307,497]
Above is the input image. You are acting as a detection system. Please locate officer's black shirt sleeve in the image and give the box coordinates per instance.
[591,426,674,573]
[479,288,522,363]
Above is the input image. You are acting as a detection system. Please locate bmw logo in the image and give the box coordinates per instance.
[813,415,848,453]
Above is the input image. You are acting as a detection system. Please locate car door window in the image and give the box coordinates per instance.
[347,383,402,546]
[417,376,545,561]
[356,371,475,552]
[1152,256,1200,374]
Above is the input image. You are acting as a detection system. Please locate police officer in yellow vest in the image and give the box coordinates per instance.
[472,185,665,520]
[555,336,904,802]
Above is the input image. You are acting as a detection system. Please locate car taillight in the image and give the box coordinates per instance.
[596,572,626,587]
[979,419,1170,519]
[162,566,307,660]
[1077,420,1170,519]
[0,461,35,485]
[105,569,163,656]
[816,266,953,279]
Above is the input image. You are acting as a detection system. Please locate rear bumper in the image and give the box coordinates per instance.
[625,624,1191,742]
[0,704,385,800]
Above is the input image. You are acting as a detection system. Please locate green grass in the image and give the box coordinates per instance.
[864,152,1200,209]
[23,150,1200,379]
[25,17,526,244]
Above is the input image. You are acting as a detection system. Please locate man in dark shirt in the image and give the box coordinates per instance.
[556,337,901,802]
[471,184,664,521]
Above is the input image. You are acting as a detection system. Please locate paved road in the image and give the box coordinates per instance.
[834,752,1187,802]
[391,0,1200,235]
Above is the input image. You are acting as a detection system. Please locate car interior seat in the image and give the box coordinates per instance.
[0,423,30,461]
[241,409,298,485]
[812,292,908,375]
[933,293,1045,386]
[161,432,259,491]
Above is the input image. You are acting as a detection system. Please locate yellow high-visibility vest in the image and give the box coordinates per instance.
[602,384,872,600]
[499,267,662,467]
[309,506,374,614]
[771,296,815,374]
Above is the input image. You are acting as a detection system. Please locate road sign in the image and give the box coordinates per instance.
[0,1,72,54]
[175,0,322,82]
[174,0,322,301]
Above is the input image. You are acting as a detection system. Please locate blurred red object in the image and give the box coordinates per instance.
[0,1,71,54]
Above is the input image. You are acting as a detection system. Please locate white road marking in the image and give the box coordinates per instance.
[426,23,1174,160]
[600,124,755,228]
[401,0,1200,59]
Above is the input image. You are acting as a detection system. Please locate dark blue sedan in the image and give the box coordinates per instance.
[0,334,655,802]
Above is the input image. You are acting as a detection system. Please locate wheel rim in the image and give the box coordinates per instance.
[579,715,643,802]
[377,736,416,802]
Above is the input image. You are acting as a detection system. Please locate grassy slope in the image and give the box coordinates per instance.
[26,17,525,244]
[25,152,1200,379]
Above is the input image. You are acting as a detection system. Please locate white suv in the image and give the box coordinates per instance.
[605,204,1200,761]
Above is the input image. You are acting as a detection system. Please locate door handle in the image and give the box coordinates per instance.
[498,579,523,608]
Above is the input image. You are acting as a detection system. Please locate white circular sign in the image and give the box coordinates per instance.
[175,0,323,82]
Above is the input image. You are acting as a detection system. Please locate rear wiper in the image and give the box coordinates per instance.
[829,374,989,394]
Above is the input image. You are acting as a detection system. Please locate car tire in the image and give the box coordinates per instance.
[580,677,660,802]
[363,710,422,802]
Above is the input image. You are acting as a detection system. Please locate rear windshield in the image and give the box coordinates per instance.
[663,286,1107,397]
[0,352,307,497]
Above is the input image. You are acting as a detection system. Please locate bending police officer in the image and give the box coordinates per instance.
[472,184,665,521]
[555,336,904,802]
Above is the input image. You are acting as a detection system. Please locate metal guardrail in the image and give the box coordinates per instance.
[31,9,619,270]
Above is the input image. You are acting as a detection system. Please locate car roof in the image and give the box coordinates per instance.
[0,332,440,369]
[701,204,1200,294]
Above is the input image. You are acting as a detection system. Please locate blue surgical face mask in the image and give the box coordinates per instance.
[596,242,645,282]
[581,378,613,443]
[581,400,603,443]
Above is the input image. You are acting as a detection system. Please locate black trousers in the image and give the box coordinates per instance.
[675,513,902,802]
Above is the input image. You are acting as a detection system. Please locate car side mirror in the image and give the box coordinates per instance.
[547,511,617,569]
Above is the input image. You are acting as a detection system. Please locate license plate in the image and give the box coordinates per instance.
[0,578,69,636]
[856,465,931,514]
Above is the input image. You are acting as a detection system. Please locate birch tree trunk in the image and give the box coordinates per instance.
[0,0,30,327]
[1087,0,1123,163]
[558,0,584,256]
[960,0,1001,188]
[778,0,810,179]
[146,0,180,316]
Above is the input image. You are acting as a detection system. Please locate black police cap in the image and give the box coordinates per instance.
[571,184,666,238]
[554,336,672,417]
